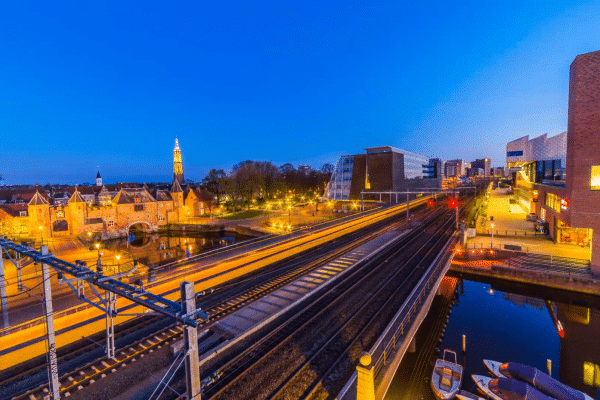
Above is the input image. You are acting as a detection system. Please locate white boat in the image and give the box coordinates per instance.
[483,359,505,378]
[456,390,485,400]
[431,349,463,399]
[472,375,503,400]
[482,360,594,400]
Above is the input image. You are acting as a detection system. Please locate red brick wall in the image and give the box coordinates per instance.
[566,50,600,273]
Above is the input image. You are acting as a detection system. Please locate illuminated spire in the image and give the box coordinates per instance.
[173,138,184,184]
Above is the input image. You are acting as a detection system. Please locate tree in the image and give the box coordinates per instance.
[232,161,264,210]
[279,163,295,174]
[321,163,334,174]
[202,169,227,204]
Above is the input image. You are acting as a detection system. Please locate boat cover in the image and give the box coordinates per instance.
[489,378,554,400]
[499,363,586,400]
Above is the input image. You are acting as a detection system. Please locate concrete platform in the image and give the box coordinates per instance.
[196,228,410,364]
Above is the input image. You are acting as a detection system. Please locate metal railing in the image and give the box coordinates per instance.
[369,234,457,379]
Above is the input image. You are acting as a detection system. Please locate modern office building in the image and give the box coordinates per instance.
[446,159,466,177]
[423,158,443,179]
[508,50,600,274]
[324,146,435,200]
[445,159,465,178]
[470,158,491,177]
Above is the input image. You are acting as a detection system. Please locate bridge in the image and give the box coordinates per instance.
[0,192,475,400]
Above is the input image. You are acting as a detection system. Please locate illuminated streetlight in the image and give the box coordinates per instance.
[287,205,292,224]
[38,225,43,245]
[491,222,495,249]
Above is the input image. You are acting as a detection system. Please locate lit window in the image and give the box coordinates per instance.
[108,220,114,227]
[583,361,600,387]
[591,166,600,190]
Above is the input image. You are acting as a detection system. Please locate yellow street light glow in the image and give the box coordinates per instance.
[95,243,100,249]
[115,254,121,260]
[287,225,291,230]
[39,226,43,230]
[87,232,92,236]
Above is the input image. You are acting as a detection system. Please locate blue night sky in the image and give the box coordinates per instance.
[2,1,600,184]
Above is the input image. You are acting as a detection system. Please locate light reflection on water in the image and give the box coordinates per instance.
[386,279,600,399]
[104,231,256,266]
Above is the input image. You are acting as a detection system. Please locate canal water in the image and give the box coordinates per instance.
[385,278,600,400]
[103,231,257,267]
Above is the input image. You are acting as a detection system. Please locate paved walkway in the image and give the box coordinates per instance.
[467,186,591,261]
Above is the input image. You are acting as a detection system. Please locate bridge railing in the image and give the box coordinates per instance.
[370,234,456,380]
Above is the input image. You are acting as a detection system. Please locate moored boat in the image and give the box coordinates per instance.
[431,349,463,399]
[482,360,593,400]
[456,390,485,400]
[472,375,554,400]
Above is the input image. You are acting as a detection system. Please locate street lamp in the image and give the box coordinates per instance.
[38,225,43,245]
[115,254,121,275]
[491,222,495,249]
[287,205,292,225]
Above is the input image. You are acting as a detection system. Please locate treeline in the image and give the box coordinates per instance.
[202,161,333,209]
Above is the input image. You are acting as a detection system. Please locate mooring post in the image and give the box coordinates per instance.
[41,245,61,400]
[181,281,201,400]
[547,359,552,376]
[462,334,466,353]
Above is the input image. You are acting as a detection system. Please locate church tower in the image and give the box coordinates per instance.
[96,170,102,186]
[173,138,184,185]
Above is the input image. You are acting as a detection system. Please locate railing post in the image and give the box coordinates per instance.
[356,353,375,400]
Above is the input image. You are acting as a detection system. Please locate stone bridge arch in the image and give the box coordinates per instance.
[126,221,153,234]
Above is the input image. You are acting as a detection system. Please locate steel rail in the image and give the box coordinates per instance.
[2,202,430,400]
[200,205,450,399]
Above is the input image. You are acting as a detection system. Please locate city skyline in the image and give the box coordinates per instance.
[3,1,600,184]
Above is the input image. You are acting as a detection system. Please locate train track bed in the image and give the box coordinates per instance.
[2,203,430,400]
[199,205,457,400]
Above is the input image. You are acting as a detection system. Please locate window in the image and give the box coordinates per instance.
[545,193,561,212]
[159,203,163,208]
[134,204,144,212]
[159,215,164,221]
[592,166,600,190]
[19,211,27,217]
[56,210,65,218]
[134,197,141,203]
[507,150,524,157]
[108,220,114,227]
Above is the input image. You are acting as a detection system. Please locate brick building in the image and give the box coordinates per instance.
[509,49,600,274]
[0,183,213,241]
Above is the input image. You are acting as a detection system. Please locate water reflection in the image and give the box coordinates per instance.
[386,278,600,399]
[103,231,255,267]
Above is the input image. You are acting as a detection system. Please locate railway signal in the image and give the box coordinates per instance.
[427,199,435,208]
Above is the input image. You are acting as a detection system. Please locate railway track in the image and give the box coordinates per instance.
[196,202,458,400]
[1,201,431,400]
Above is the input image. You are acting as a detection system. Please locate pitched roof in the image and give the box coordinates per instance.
[112,188,156,204]
[0,204,28,217]
[171,180,183,193]
[154,190,172,202]
[68,189,85,203]
[96,170,101,179]
[28,191,50,205]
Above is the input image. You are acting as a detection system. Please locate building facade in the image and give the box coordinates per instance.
[508,50,600,274]
[324,146,437,200]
